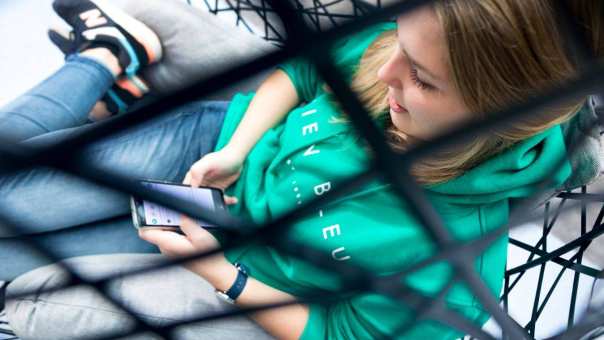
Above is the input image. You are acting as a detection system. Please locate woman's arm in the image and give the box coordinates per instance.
[185,69,299,190]
[223,69,300,159]
[197,256,309,340]
[139,217,309,340]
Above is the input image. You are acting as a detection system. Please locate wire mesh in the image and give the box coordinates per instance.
[503,188,604,339]
[194,0,381,44]
[2,0,604,339]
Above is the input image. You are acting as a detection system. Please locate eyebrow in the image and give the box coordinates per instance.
[402,47,441,82]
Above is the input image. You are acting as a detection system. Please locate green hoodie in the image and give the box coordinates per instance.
[214,23,572,339]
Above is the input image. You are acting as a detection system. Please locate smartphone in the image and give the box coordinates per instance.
[130,179,227,230]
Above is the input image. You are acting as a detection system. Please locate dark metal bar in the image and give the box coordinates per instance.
[551,0,595,68]
[528,203,549,336]
[568,186,589,327]
[508,238,600,278]
[549,307,604,340]
[0,2,437,179]
[1,0,603,339]
[523,258,570,332]
[388,276,495,340]
[557,192,604,202]
[426,307,497,340]
[4,169,378,302]
[507,214,604,276]
[503,273,510,340]
[386,278,457,340]
[0,208,173,339]
[268,0,528,338]
[523,247,592,333]
[504,199,567,297]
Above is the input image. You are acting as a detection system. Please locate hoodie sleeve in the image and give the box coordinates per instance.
[277,22,396,104]
[278,58,322,103]
[299,293,486,340]
[300,295,394,339]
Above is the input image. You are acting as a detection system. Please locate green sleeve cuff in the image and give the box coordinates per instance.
[277,63,305,102]
[277,58,320,103]
[299,303,328,340]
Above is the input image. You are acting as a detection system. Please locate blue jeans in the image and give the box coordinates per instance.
[0,55,228,280]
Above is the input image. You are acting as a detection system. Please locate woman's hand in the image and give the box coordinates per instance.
[184,146,244,205]
[140,217,309,340]
[139,216,237,291]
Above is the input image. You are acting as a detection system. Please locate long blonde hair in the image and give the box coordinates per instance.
[350,0,603,184]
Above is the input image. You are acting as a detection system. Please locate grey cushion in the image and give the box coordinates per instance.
[110,0,277,98]
[5,254,274,340]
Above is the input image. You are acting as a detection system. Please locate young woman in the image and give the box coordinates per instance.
[3,0,603,339]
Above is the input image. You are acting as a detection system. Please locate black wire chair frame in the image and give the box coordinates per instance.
[199,0,380,45]
[3,0,604,339]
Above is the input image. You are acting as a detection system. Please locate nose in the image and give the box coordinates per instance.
[377,49,404,90]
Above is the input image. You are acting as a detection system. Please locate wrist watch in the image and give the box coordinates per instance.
[215,262,249,304]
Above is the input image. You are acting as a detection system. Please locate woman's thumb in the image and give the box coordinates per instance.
[189,164,210,188]
[224,195,238,205]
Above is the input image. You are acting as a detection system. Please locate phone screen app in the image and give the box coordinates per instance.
[141,182,216,227]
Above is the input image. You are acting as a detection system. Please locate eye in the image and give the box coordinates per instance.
[409,66,435,91]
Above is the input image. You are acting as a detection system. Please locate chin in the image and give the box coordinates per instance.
[389,111,422,144]
[389,109,408,130]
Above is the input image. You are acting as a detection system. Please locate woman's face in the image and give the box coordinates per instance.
[377,6,471,141]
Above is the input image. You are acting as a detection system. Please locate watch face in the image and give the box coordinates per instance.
[215,290,235,304]
[236,263,249,275]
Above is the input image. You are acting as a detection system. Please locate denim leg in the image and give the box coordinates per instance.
[0,100,228,280]
[0,55,114,142]
[0,217,155,281]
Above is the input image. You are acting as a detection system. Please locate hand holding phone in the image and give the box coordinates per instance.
[184,149,243,204]
[131,180,227,231]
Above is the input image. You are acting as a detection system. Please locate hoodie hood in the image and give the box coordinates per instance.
[426,124,572,205]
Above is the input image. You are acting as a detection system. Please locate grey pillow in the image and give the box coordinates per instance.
[110,0,277,96]
[107,0,390,96]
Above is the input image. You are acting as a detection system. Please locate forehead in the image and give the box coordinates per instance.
[396,6,449,80]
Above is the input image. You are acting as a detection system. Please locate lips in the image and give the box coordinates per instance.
[388,94,406,113]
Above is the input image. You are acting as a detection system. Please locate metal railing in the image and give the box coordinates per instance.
[3,0,604,339]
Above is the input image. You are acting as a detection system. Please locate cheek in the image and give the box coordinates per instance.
[393,76,474,138]
[403,90,434,125]
[410,100,469,139]
[402,91,466,138]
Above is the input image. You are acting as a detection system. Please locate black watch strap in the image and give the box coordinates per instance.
[224,262,249,302]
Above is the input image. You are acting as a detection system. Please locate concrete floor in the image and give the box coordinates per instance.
[0,0,65,106]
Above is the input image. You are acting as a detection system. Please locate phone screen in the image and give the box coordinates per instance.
[140,181,222,227]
